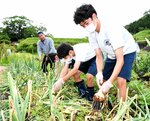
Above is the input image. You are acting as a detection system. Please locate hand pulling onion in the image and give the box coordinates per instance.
[93,90,105,102]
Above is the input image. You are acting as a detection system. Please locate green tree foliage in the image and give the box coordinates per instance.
[2,16,37,41]
[2,16,47,42]
[0,27,10,44]
[125,10,150,34]
[38,25,47,33]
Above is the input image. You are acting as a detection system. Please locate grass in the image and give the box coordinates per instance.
[0,39,150,121]
[133,29,150,42]
[0,49,150,120]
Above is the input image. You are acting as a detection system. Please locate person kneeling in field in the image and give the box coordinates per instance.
[53,43,97,101]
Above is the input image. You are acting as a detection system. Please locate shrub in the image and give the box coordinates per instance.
[133,51,150,81]
[0,40,10,44]
[17,37,38,53]
[0,34,10,44]
[0,34,10,40]
[133,29,150,42]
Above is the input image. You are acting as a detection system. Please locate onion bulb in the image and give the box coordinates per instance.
[93,90,105,102]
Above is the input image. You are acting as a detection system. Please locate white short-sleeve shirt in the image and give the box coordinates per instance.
[89,21,138,59]
[73,43,95,62]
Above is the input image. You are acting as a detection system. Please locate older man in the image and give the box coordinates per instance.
[37,32,58,73]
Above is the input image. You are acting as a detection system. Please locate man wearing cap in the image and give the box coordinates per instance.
[37,32,58,73]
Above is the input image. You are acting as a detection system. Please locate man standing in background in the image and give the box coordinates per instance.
[37,32,58,73]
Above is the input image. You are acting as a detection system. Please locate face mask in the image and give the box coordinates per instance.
[65,55,74,62]
[85,22,96,33]
[65,56,74,65]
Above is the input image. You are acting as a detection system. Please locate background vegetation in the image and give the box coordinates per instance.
[125,10,150,34]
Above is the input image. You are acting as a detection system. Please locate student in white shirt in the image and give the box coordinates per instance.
[53,43,97,101]
[73,4,138,101]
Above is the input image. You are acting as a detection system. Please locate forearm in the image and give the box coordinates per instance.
[109,47,124,83]
[62,68,78,82]
[37,44,42,57]
[39,54,42,60]
[59,65,69,78]
[109,57,124,83]
[96,55,103,72]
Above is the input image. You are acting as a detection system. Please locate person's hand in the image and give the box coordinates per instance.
[93,89,105,102]
[46,56,48,61]
[96,72,103,88]
[39,57,42,62]
[52,78,65,93]
[101,80,113,94]
[65,58,72,65]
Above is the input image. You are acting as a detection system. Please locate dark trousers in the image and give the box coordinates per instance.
[41,53,57,73]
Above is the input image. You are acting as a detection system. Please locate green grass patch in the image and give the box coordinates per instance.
[133,29,150,42]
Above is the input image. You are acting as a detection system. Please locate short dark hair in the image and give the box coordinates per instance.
[37,31,44,35]
[57,43,73,59]
[73,4,97,24]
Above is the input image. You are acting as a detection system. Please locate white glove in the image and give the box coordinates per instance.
[53,78,65,93]
[65,58,72,65]
[101,80,113,94]
[96,72,103,88]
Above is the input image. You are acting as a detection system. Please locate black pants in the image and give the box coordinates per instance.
[42,53,57,73]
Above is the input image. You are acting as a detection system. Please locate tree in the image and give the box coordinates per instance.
[0,27,3,33]
[0,27,10,43]
[2,16,44,41]
[38,24,47,32]
[144,9,150,16]
[125,10,150,34]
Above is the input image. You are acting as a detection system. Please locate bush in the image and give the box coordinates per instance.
[0,34,10,44]
[17,37,38,53]
[0,40,11,44]
[133,30,150,49]
[133,51,150,81]
[133,29,150,42]
[0,34,10,40]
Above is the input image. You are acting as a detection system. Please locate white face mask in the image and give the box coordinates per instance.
[85,22,96,33]
[65,54,74,62]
